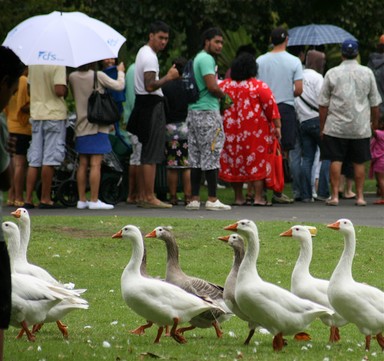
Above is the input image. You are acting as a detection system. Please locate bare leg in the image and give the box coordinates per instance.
[167,169,179,203]
[182,169,191,204]
[375,172,384,201]
[329,161,342,203]
[253,180,266,204]
[77,155,89,202]
[89,154,103,202]
[231,182,245,204]
[13,154,27,203]
[127,164,139,203]
[353,162,366,205]
[40,165,54,204]
[142,164,161,204]
[25,166,39,204]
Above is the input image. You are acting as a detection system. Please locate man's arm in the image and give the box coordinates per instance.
[370,106,380,131]
[293,79,303,97]
[144,66,179,93]
[319,105,328,138]
[204,74,225,99]
[54,84,68,98]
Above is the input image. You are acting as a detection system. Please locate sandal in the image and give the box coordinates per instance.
[6,200,14,207]
[373,199,384,205]
[14,200,25,207]
[325,199,339,206]
[169,196,178,206]
[253,201,272,207]
[245,193,254,206]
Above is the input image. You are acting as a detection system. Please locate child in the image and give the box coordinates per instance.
[370,115,384,204]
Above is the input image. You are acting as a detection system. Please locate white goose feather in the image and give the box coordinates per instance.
[225,219,334,351]
[2,221,82,341]
[280,225,348,343]
[218,233,259,345]
[327,218,384,351]
[145,226,232,338]
[113,224,224,344]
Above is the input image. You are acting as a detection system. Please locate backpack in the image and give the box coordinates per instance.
[181,59,199,104]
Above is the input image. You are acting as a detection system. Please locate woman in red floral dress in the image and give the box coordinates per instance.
[219,53,281,206]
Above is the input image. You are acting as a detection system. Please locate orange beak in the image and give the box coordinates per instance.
[218,235,230,242]
[11,209,21,218]
[327,221,340,230]
[280,229,293,237]
[224,223,238,231]
[112,230,123,238]
[145,230,157,238]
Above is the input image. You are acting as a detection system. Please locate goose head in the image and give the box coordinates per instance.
[11,207,30,221]
[112,225,142,240]
[280,225,317,239]
[327,218,354,233]
[218,234,245,251]
[224,219,257,235]
[145,226,173,239]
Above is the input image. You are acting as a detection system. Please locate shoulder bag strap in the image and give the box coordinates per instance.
[299,95,318,112]
[93,70,98,90]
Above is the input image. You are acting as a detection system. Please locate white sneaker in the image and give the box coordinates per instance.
[205,199,231,211]
[88,200,114,210]
[185,200,200,210]
[77,200,88,209]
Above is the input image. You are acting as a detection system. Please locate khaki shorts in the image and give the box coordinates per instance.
[27,119,66,167]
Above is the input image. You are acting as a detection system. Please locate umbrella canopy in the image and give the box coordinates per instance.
[287,24,357,46]
[2,11,126,68]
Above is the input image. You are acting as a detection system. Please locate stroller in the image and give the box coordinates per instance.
[36,115,131,207]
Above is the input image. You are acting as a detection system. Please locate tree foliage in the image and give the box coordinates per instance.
[1,0,383,67]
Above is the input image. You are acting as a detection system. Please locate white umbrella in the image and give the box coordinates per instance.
[2,11,126,67]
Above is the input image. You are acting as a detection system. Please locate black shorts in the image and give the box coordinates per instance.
[277,103,297,151]
[8,133,31,156]
[321,135,371,164]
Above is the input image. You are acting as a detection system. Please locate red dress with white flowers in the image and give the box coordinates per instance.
[219,78,280,183]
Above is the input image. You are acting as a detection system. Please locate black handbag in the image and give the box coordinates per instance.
[87,70,120,125]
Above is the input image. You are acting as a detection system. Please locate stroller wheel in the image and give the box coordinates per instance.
[57,179,79,207]
[99,174,123,205]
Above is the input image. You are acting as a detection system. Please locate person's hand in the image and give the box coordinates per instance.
[167,65,180,81]
[117,62,125,73]
[274,127,282,141]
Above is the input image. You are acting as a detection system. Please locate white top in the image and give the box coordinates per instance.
[319,60,382,139]
[134,45,163,97]
[256,51,303,106]
[295,68,324,123]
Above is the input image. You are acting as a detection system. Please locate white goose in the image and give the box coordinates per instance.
[218,233,259,345]
[280,225,348,343]
[225,219,334,351]
[112,224,224,344]
[145,226,232,338]
[2,222,82,342]
[327,218,384,351]
[11,207,88,338]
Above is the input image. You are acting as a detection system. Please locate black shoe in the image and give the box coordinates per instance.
[38,202,66,209]
[23,203,35,209]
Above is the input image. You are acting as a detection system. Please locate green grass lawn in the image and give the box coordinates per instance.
[2,215,383,361]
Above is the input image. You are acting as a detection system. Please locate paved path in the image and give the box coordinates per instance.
[17,193,384,227]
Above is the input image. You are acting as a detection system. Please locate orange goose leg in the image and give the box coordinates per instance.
[365,335,371,351]
[18,321,35,342]
[170,318,187,344]
[153,326,164,343]
[56,320,68,338]
[212,321,223,338]
[130,321,153,335]
[272,332,285,351]
[376,332,384,350]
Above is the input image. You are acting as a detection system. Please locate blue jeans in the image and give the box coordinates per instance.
[300,117,330,200]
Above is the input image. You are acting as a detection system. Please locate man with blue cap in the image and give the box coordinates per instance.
[318,39,382,206]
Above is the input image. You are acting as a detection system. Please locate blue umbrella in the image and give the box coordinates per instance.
[287,24,357,46]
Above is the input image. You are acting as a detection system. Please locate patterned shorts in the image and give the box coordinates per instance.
[187,110,224,171]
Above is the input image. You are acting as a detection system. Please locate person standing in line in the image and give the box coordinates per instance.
[219,53,281,206]
[123,62,141,205]
[24,65,68,209]
[368,34,384,118]
[69,61,125,210]
[162,57,191,206]
[127,20,179,208]
[319,39,382,206]
[256,27,303,204]
[0,45,25,361]
[185,27,231,211]
[4,67,31,207]
[294,50,330,202]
